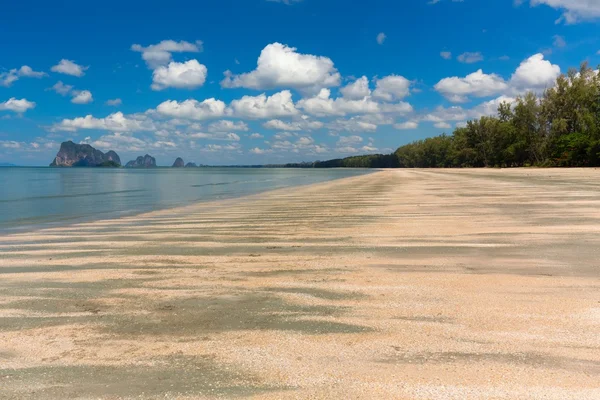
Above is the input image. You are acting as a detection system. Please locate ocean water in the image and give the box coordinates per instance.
[0,167,370,232]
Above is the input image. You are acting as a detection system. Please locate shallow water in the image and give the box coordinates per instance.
[0,167,370,232]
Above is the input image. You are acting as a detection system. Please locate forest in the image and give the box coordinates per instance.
[307,64,600,169]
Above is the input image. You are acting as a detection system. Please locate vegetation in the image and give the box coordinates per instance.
[394,63,600,168]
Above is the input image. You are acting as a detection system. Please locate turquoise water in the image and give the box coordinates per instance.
[0,168,370,232]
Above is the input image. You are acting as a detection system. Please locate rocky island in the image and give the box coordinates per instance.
[125,154,157,168]
[50,141,121,167]
[172,157,185,168]
[185,162,198,168]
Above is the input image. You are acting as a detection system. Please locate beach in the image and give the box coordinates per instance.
[1,168,599,399]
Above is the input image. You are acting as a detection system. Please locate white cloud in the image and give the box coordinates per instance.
[434,69,508,102]
[18,65,46,78]
[71,90,93,104]
[340,76,371,99]
[394,121,419,130]
[208,120,249,132]
[262,118,323,131]
[106,98,122,106]
[440,51,452,60]
[424,106,469,123]
[51,59,88,77]
[230,90,298,119]
[266,0,303,4]
[372,75,411,101]
[298,88,379,116]
[298,88,413,117]
[0,98,36,113]
[249,147,271,154]
[328,117,378,132]
[457,52,484,64]
[151,59,207,90]
[553,35,567,48]
[434,122,452,129]
[51,112,155,132]
[221,42,341,91]
[131,40,203,69]
[377,32,386,45]
[92,133,148,152]
[0,65,46,87]
[249,133,264,139]
[49,81,73,96]
[189,132,241,141]
[156,98,227,120]
[337,135,363,146]
[527,0,600,23]
[423,95,516,125]
[509,53,560,91]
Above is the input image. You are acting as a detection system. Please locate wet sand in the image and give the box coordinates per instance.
[1,169,599,399]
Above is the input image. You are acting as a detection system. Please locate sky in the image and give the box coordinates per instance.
[1,0,600,166]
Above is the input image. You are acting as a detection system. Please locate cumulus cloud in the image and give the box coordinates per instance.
[49,81,73,96]
[434,69,508,102]
[434,122,452,129]
[340,76,371,99]
[394,121,419,130]
[298,88,413,117]
[423,95,516,125]
[525,0,600,23]
[221,43,341,91]
[509,53,560,91]
[71,90,93,104]
[372,75,411,101]
[208,120,249,132]
[262,118,323,131]
[230,90,298,119]
[151,60,207,90]
[106,98,122,106]
[131,40,203,69]
[298,88,377,116]
[249,147,270,154]
[156,98,227,120]
[440,51,452,60]
[0,98,36,113]
[51,112,155,132]
[0,65,46,87]
[189,132,241,141]
[337,135,363,146]
[457,52,484,64]
[376,32,386,45]
[328,116,378,132]
[51,59,88,77]
[249,133,264,139]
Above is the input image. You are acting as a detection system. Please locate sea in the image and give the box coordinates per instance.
[0,167,370,232]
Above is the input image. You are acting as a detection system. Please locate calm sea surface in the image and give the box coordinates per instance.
[0,167,370,232]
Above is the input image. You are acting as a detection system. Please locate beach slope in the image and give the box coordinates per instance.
[1,169,599,399]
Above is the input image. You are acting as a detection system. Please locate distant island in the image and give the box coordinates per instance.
[0,162,17,167]
[49,141,121,167]
[125,154,157,168]
[172,157,185,168]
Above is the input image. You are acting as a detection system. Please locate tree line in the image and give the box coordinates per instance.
[294,63,600,169]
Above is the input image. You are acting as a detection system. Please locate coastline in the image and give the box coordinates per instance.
[1,169,599,399]
[0,167,373,234]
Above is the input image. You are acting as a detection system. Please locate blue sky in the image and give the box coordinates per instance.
[1,0,600,166]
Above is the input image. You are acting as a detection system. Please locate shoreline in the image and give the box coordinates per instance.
[1,168,599,399]
[0,168,375,235]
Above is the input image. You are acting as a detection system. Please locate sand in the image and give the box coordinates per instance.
[0,168,599,399]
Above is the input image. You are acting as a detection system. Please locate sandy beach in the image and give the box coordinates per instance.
[1,169,599,399]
